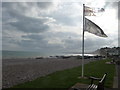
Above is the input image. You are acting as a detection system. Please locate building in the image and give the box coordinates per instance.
[99,47,120,57]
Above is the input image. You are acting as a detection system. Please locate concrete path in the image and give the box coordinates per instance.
[117,65,120,89]
[113,64,120,89]
[113,64,118,88]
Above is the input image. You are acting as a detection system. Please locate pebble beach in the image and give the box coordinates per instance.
[2,57,93,88]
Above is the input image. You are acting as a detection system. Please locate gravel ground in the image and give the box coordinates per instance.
[2,57,93,88]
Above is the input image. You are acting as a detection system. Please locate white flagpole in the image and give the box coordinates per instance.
[82,4,85,77]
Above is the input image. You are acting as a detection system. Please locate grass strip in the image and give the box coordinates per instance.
[12,59,115,88]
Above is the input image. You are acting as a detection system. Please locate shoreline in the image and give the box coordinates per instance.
[2,54,101,60]
[2,57,95,88]
[2,50,99,60]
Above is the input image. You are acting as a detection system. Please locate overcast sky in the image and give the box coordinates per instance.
[1,0,119,54]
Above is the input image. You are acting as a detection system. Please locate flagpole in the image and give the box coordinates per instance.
[82,4,85,78]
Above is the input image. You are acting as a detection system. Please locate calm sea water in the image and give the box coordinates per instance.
[2,50,52,59]
[2,50,95,59]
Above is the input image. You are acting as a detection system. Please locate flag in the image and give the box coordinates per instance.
[85,6,105,16]
[97,8,105,12]
[85,6,95,16]
[85,18,107,37]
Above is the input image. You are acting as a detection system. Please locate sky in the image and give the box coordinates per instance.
[1,0,119,54]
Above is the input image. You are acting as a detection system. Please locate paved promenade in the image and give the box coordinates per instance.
[118,65,120,89]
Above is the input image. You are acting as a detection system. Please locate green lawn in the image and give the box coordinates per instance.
[12,59,115,88]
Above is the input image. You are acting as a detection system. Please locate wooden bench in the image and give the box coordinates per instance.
[86,73,107,90]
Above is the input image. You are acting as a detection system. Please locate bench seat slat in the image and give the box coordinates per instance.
[86,84,97,90]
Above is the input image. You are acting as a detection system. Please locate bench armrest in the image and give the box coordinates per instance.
[89,76,101,80]
[89,76,101,85]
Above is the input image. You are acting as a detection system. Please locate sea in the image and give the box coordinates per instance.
[2,50,95,59]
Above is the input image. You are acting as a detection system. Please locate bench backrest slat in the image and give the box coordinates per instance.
[97,73,107,90]
[99,73,107,83]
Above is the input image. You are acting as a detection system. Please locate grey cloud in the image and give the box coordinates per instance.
[45,31,81,52]
[46,3,82,26]
[118,2,120,47]
[52,15,82,26]
[18,38,63,52]
[19,40,38,47]
[22,2,53,10]
[2,2,118,53]
[84,38,111,52]
[16,39,48,51]
[9,16,49,33]
[22,34,44,40]
[19,32,81,52]
[2,2,54,51]
[36,2,53,9]
[44,31,80,39]
[2,2,51,33]
[104,2,118,19]
[2,2,53,13]
[118,2,120,20]
[63,39,81,52]
[105,2,118,8]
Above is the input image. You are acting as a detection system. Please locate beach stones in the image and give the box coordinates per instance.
[2,57,91,88]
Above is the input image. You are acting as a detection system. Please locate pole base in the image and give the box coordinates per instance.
[78,76,88,79]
